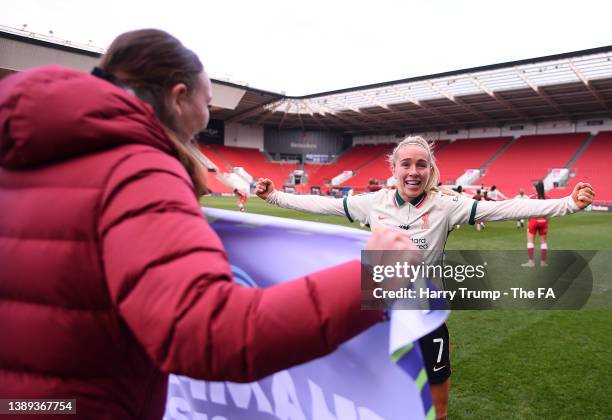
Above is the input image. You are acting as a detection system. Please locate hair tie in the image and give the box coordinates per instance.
[91,67,118,85]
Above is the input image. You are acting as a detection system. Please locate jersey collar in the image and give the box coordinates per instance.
[394,190,427,208]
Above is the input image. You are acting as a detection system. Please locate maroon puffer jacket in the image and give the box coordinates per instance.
[0,66,382,419]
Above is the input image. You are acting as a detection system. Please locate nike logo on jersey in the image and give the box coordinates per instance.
[377,215,389,220]
[432,365,446,372]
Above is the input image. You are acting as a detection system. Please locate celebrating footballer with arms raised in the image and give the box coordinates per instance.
[256,135,595,420]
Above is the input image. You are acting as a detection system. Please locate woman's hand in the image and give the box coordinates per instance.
[366,226,416,251]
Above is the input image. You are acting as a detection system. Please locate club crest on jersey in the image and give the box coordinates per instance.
[420,213,431,229]
[398,213,430,230]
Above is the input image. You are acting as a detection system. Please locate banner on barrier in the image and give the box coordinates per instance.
[164,208,447,420]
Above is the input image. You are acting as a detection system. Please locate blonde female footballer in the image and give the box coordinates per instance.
[256,136,594,420]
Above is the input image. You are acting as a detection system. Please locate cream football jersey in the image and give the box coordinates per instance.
[266,188,579,252]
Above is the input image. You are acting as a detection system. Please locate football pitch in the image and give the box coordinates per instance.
[201,196,612,419]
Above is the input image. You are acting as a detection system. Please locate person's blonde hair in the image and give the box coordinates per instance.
[387,136,440,193]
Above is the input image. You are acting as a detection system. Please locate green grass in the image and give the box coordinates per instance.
[201,195,360,228]
[201,196,612,419]
[446,310,612,419]
[445,212,612,251]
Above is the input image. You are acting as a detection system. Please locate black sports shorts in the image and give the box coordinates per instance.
[418,322,451,384]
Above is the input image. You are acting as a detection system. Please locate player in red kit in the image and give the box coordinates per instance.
[522,181,549,267]
[234,188,248,212]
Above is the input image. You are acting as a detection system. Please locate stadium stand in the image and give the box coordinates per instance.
[431,140,451,154]
[302,163,324,180]
[302,163,324,188]
[200,133,610,201]
[209,145,260,169]
[547,131,612,202]
[478,133,588,198]
[198,144,232,172]
[434,137,512,184]
[340,144,396,187]
[307,144,392,187]
[192,144,234,193]
[205,171,234,194]
[210,145,297,187]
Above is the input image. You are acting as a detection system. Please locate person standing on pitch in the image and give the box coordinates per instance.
[487,185,507,201]
[522,181,550,267]
[472,188,486,231]
[233,188,248,212]
[514,187,530,228]
[256,135,595,420]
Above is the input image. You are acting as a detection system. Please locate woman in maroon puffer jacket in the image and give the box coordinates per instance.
[0,29,414,419]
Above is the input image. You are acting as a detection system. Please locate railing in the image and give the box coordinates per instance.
[0,24,106,53]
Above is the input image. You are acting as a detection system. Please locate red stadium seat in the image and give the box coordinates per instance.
[479,133,588,198]
[209,145,297,188]
[546,132,612,202]
[308,144,393,187]
[435,137,511,184]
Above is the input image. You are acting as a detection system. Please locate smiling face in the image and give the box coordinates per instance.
[392,144,431,200]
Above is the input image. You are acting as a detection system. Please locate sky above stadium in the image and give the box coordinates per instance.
[3,0,612,95]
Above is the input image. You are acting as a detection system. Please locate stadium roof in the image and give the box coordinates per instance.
[2,26,612,135]
[224,46,612,134]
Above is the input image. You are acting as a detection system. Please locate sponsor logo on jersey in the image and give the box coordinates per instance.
[411,237,429,249]
[398,214,430,231]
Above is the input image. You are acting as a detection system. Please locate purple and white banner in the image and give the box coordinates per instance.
[163,208,448,420]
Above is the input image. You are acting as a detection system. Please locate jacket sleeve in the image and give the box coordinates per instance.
[474,195,580,222]
[265,190,381,224]
[98,149,382,382]
[266,190,346,216]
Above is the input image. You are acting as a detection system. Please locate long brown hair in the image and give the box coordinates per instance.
[98,29,207,194]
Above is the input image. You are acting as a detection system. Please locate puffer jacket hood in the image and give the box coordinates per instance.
[0,65,174,169]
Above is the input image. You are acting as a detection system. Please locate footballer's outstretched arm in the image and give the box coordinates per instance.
[474,182,594,222]
[256,177,345,216]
